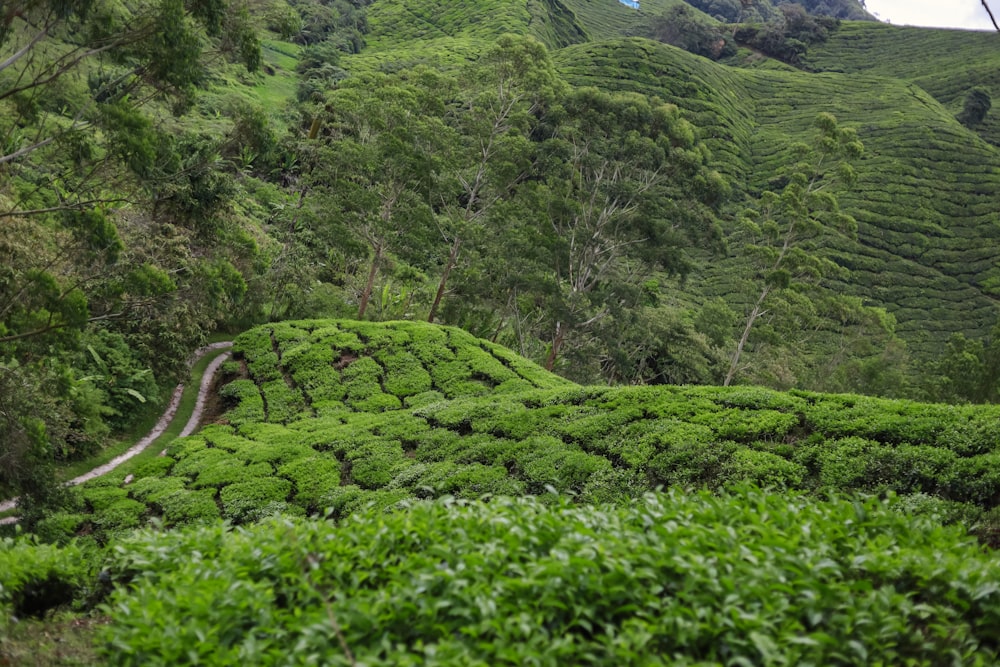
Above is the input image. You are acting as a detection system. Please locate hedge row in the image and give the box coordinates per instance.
[98,490,1000,665]
[66,322,1000,541]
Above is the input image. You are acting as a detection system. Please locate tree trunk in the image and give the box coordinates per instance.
[357,243,382,320]
[427,236,462,322]
[724,286,769,387]
[544,321,565,371]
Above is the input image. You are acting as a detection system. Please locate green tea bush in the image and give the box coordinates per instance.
[91,499,146,532]
[32,513,88,546]
[1,537,88,626]
[77,321,1000,530]
[722,449,807,488]
[219,478,293,524]
[128,456,175,479]
[171,448,236,480]
[127,477,187,505]
[193,461,274,489]
[163,436,207,459]
[379,352,432,397]
[99,490,1000,666]
[260,379,307,423]
[218,379,264,424]
[80,486,130,512]
[159,490,221,526]
[278,456,341,511]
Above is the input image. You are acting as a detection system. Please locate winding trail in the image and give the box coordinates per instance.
[0,342,233,520]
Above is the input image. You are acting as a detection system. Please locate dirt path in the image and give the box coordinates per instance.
[0,342,232,519]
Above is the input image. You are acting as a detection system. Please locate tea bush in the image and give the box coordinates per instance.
[1,537,89,628]
[98,490,1000,666]
[67,321,1000,537]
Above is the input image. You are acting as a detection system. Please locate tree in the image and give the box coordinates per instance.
[724,112,863,386]
[426,34,561,323]
[530,88,726,373]
[957,87,992,128]
[983,0,1000,32]
[309,69,454,319]
[0,0,262,510]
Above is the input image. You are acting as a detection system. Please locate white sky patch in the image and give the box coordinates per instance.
[863,0,997,30]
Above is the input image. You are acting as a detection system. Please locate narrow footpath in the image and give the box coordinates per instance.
[0,342,232,520]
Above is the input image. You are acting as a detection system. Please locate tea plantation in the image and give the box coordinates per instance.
[554,37,1000,356]
[44,320,999,537]
[6,320,1000,663]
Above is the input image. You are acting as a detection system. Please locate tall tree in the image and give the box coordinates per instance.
[426,34,561,323]
[0,0,261,510]
[309,69,455,319]
[724,112,863,386]
[531,88,726,373]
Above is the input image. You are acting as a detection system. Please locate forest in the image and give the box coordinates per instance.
[3,0,1000,663]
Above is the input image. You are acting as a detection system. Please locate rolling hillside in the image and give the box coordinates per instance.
[339,0,1000,364]
[48,320,1000,542]
[13,319,1000,663]
[9,4,1000,664]
[556,35,1000,356]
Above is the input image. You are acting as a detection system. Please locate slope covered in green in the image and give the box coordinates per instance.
[94,491,1000,665]
[802,22,1000,146]
[555,37,1000,355]
[46,321,1000,545]
[10,320,1000,664]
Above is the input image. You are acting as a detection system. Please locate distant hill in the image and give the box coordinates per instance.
[340,2,1000,367]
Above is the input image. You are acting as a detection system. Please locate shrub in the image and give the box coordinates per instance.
[32,513,88,546]
[92,498,146,532]
[260,379,307,423]
[219,478,293,523]
[379,352,432,397]
[1,537,88,626]
[193,462,274,490]
[129,456,175,478]
[647,440,738,488]
[722,449,807,488]
[159,490,221,526]
[80,486,130,512]
[279,456,341,511]
[99,491,1000,665]
[128,477,187,505]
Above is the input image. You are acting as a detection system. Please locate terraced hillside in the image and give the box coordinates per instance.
[353,0,703,67]
[802,22,1000,147]
[335,3,1000,359]
[10,320,1000,663]
[50,320,1000,546]
[555,38,1000,354]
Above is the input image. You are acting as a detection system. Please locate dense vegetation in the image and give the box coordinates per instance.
[92,491,1000,664]
[5,0,1000,510]
[23,320,1000,549]
[5,0,1000,662]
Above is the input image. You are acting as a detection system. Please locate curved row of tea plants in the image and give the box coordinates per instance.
[44,321,1000,544]
[557,37,1000,357]
[95,490,1000,665]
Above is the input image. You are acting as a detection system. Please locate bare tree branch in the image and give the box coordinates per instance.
[984,0,1000,31]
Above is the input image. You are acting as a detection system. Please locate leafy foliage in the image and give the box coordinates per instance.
[98,490,1000,665]
[48,320,1000,546]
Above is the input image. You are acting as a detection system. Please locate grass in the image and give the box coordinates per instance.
[0,613,105,666]
[251,38,301,112]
